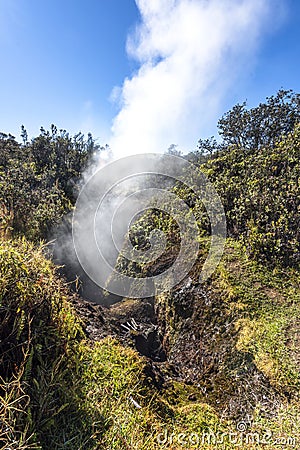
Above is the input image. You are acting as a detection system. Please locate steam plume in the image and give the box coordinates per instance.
[109,0,279,157]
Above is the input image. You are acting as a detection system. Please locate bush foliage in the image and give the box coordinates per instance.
[0,125,100,240]
[202,124,300,266]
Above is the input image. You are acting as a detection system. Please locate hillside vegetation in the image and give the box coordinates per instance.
[1,90,300,449]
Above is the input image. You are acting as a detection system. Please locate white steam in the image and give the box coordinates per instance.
[109,0,278,157]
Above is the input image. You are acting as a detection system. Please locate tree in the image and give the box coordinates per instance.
[0,125,101,240]
[29,125,99,202]
[166,144,182,156]
[203,124,300,266]
[217,89,300,151]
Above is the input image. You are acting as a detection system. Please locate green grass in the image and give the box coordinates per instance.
[213,239,300,391]
[1,237,300,449]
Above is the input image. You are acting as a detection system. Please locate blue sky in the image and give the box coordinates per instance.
[0,0,138,141]
[1,0,300,155]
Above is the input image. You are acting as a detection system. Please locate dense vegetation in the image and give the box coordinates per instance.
[0,125,100,240]
[193,89,300,267]
[203,124,300,266]
[1,90,300,448]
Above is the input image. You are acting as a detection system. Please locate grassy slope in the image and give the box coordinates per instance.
[1,237,300,449]
[0,121,300,450]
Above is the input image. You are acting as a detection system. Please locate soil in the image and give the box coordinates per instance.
[70,273,283,420]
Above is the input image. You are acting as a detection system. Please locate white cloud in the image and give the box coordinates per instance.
[109,0,283,158]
